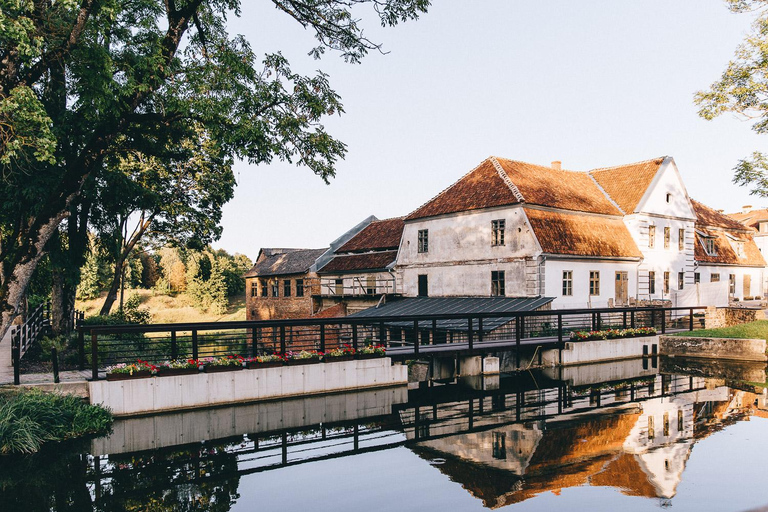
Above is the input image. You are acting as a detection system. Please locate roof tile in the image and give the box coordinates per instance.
[589,158,666,213]
[337,218,404,253]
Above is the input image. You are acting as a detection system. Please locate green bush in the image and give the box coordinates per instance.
[0,389,112,454]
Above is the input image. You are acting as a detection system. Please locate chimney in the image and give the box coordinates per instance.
[551,160,562,170]
[743,205,753,213]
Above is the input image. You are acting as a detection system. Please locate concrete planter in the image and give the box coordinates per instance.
[90,357,407,417]
[157,368,199,377]
[323,355,354,363]
[246,361,283,369]
[203,365,244,373]
[285,358,321,366]
[356,353,385,360]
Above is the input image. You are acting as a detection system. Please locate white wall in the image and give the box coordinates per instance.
[695,264,764,299]
[544,259,638,309]
[397,205,539,297]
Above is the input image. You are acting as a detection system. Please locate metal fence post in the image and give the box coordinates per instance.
[689,308,694,331]
[12,328,20,385]
[280,326,286,354]
[51,347,60,384]
[78,323,85,371]
[477,318,483,343]
[557,314,563,344]
[379,321,386,347]
[352,324,358,351]
[413,319,420,355]
[320,324,326,353]
[630,310,636,328]
[468,317,474,351]
[661,310,666,334]
[91,332,98,381]
[171,331,178,360]
[192,330,199,360]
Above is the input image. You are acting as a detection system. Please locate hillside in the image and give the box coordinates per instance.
[76,289,247,324]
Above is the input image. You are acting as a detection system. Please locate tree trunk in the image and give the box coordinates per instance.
[99,259,123,316]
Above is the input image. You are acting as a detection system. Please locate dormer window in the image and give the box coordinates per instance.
[734,241,745,258]
[703,237,717,256]
[760,221,768,233]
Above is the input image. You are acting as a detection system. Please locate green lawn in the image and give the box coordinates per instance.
[674,320,768,341]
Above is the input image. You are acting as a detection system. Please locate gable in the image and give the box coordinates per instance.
[589,158,665,214]
[635,158,695,219]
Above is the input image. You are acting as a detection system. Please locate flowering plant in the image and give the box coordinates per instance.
[324,345,356,358]
[284,350,322,361]
[158,359,199,370]
[106,360,156,375]
[570,327,657,341]
[200,355,244,368]
[246,354,284,364]
[357,344,386,356]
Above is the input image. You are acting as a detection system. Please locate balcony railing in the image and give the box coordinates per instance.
[313,276,398,297]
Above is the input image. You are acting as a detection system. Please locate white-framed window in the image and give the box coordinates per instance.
[491,219,505,247]
[664,227,670,249]
[729,274,736,294]
[711,273,720,282]
[562,271,573,296]
[589,271,600,296]
[678,229,685,251]
[663,271,670,295]
[649,226,656,248]
[678,272,684,291]
[649,271,656,294]
[702,237,717,256]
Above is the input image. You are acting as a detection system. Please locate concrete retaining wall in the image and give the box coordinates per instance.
[91,386,407,455]
[541,336,659,367]
[89,358,407,417]
[660,336,767,362]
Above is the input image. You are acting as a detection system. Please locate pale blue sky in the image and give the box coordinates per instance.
[215,1,765,259]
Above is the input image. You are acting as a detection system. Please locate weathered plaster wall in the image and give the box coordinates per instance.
[660,335,767,362]
[703,306,760,328]
[544,259,639,309]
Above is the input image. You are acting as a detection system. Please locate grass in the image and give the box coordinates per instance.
[76,289,247,323]
[0,388,113,455]
[673,320,768,341]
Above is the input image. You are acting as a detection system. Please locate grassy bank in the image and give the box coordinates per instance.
[673,320,768,341]
[76,289,246,323]
[0,389,113,455]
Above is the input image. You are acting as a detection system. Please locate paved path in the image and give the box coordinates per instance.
[0,326,13,383]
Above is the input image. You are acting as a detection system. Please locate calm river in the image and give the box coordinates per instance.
[2,357,768,512]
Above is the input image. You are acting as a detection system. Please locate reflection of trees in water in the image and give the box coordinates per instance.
[0,441,93,512]
[98,441,241,512]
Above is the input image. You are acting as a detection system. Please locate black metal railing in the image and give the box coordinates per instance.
[74,305,706,381]
[10,301,50,385]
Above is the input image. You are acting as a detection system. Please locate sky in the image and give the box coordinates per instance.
[214,0,766,260]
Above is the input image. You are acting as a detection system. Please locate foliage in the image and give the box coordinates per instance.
[158,359,200,370]
[0,389,113,454]
[105,360,157,375]
[324,345,356,358]
[0,0,430,340]
[569,327,657,342]
[358,344,387,355]
[695,0,768,195]
[285,350,322,361]
[246,354,284,364]
[201,355,244,368]
[675,320,768,340]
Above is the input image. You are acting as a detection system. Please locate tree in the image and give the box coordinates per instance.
[695,0,768,196]
[0,0,430,339]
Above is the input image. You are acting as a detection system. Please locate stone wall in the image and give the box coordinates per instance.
[660,335,767,362]
[703,306,760,329]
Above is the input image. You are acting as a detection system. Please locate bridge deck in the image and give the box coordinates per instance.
[385,329,684,359]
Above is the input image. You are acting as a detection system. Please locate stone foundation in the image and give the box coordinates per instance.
[660,335,767,362]
[704,306,760,329]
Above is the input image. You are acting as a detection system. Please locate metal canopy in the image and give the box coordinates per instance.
[348,296,555,332]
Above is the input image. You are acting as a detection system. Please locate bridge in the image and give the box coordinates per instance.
[50,304,707,382]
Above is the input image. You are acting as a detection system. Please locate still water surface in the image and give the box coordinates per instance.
[2,358,768,512]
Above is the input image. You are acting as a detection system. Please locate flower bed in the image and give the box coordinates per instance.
[323,346,356,362]
[105,360,156,381]
[569,327,657,342]
[246,354,285,369]
[356,344,386,359]
[156,359,200,376]
[201,355,244,373]
[285,350,321,366]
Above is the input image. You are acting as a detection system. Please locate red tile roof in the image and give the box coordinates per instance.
[337,218,404,253]
[693,200,765,266]
[525,208,642,259]
[406,157,621,221]
[692,199,751,231]
[729,208,768,230]
[319,251,398,273]
[589,157,666,214]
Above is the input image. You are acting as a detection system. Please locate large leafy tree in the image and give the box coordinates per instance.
[696,0,768,196]
[0,0,430,338]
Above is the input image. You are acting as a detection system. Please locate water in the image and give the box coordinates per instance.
[2,357,768,512]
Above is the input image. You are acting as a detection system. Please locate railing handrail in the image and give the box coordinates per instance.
[79,304,708,335]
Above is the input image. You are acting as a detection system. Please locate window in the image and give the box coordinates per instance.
[250,280,258,297]
[649,226,656,248]
[679,229,685,251]
[418,274,428,297]
[562,271,573,296]
[649,271,656,294]
[711,273,720,282]
[648,415,655,440]
[678,272,684,291]
[663,412,670,437]
[271,280,279,297]
[492,432,506,460]
[678,409,684,432]
[296,279,304,297]
[664,227,670,249]
[729,274,736,294]
[663,271,670,295]
[589,271,600,296]
[417,229,429,253]
[260,279,267,297]
[491,270,505,296]
[491,219,505,246]
[734,241,745,258]
[760,221,768,233]
[283,279,291,297]
[666,193,671,203]
[703,237,717,256]
[694,272,700,284]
